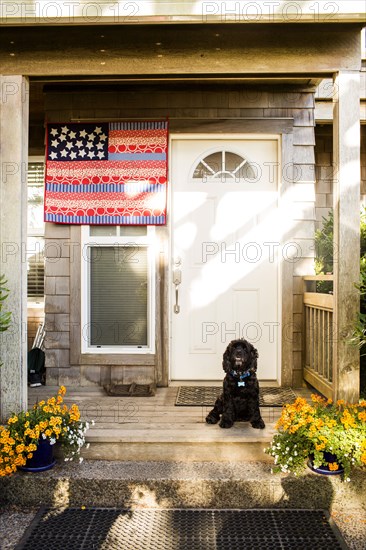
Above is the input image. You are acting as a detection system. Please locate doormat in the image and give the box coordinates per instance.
[175,386,297,407]
[104,383,156,397]
[15,507,348,550]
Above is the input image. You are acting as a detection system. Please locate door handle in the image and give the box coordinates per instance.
[174,287,180,314]
[173,268,182,286]
[173,264,182,314]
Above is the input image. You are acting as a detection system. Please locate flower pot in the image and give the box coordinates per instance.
[307,452,344,476]
[19,438,56,472]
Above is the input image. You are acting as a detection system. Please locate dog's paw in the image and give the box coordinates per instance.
[206,414,219,424]
[219,418,234,429]
[251,418,265,429]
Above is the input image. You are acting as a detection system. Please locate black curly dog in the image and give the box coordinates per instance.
[206,338,265,429]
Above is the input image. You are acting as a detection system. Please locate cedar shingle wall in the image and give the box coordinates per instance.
[314,124,366,225]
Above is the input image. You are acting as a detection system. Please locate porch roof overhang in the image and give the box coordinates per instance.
[0,23,363,77]
[0,1,365,26]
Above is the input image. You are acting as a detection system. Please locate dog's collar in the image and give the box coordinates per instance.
[230,370,251,387]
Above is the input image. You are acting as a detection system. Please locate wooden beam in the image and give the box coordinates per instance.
[304,293,333,310]
[0,75,29,420]
[332,71,361,402]
[0,25,362,76]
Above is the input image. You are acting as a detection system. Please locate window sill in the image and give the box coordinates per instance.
[79,353,156,366]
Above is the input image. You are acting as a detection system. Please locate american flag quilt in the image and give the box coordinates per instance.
[44,121,168,225]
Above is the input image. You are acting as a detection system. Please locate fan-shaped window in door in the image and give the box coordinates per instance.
[192,150,256,182]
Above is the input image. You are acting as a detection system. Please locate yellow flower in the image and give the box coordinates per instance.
[340,410,356,429]
[328,462,339,471]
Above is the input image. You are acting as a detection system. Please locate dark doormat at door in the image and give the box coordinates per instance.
[175,386,297,407]
[104,382,156,397]
[15,508,348,550]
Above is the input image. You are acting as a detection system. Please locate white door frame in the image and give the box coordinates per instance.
[168,133,283,384]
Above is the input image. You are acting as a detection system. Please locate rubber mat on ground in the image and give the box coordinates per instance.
[175,386,297,407]
[104,382,156,397]
[15,508,348,550]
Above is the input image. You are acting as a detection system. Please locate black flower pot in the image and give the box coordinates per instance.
[19,438,56,472]
[307,452,344,475]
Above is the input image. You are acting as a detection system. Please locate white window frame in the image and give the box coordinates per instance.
[81,225,156,354]
[27,156,45,304]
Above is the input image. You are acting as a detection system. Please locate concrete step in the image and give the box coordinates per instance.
[1,460,365,512]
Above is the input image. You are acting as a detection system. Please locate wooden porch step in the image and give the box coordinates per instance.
[82,424,276,462]
[28,385,282,462]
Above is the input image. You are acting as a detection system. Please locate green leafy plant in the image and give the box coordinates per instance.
[0,275,11,367]
[0,275,11,333]
[265,395,366,481]
[315,210,366,397]
[315,210,334,277]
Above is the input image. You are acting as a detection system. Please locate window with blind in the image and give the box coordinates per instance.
[82,226,155,353]
[27,159,45,301]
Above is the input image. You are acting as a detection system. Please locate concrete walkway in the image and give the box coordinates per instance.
[1,459,365,548]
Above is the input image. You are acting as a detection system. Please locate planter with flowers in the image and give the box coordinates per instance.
[0,386,90,476]
[265,395,366,481]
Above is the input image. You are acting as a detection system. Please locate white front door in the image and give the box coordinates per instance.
[170,136,280,381]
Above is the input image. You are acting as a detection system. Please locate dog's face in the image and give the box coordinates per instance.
[230,343,250,372]
[222,338,258,374]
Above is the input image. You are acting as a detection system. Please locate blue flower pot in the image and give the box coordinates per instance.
[307,452,344,476]
[19,438,56,472]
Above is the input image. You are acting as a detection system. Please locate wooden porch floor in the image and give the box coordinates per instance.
[28,385,314,462]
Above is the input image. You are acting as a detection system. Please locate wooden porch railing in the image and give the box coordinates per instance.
[303,275,334,399]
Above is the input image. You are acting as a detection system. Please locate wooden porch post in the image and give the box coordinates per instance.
[332,70,360,402]
[0,75,29,420]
